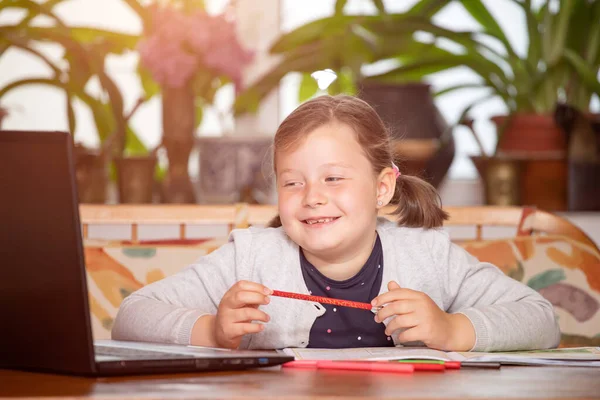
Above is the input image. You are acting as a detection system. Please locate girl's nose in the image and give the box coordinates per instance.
[302,183,328,208]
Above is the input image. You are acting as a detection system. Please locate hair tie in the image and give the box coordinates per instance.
[392,162,401,179]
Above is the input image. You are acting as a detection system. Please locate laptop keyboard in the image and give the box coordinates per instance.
[94,344,195,359]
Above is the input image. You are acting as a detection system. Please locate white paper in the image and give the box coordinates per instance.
[453,347,600,366]
[283,346,600,367]
[282,346,463,361]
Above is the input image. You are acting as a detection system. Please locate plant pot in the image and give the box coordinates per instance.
[471,154,567,210]
[392,139,440,178]
[554,105,600,211]
[358,82,454,188]
[568,162,600,211]
[195,136,273,204]
[73,145,107,204]
[470,156,522,206]
[492,114,566,154]
[114,156,157,204]
[519,155,567,211]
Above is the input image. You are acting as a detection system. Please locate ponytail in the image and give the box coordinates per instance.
[267,214,282,228]
[388,174,448,228]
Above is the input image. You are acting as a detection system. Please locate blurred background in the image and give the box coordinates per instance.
[1,0,599,214]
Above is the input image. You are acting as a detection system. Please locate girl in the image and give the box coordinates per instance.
[112,95,560,352]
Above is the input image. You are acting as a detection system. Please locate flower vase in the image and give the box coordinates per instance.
[161,84,196,203]
[114,155,157,203]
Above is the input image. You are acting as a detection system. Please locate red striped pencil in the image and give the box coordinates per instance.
[272,290,382,313]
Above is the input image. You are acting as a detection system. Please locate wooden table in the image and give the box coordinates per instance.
[1,366,599,399]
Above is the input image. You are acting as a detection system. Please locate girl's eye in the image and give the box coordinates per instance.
[325,177,343,182]
[284,182,301,187]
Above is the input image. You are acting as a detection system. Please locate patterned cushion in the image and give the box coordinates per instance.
[84,235,600,347]
[84,238,227,340]
[459,236,600,347]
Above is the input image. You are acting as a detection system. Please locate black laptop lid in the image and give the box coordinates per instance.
[0,130,96,375]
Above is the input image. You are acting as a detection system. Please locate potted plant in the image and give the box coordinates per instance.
[235,0,599,207]
[233,1,460,188]
[136,1,253,203]
[0,0,148,203]
[399,0,600,209]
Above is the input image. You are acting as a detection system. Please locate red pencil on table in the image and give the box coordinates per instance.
[271,290,382,313]
[283,360,414,374]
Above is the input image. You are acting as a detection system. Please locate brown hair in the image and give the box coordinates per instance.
[268,94,448,228]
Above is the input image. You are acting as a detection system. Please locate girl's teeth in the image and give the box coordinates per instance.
[307,218,333,224]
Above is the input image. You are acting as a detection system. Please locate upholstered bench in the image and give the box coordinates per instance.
[80,204,600,347]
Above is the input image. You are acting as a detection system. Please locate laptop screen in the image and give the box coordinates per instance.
[0,130,95,374]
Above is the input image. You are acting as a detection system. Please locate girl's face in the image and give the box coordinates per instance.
[276,123,380,260]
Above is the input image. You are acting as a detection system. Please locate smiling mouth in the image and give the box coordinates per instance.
[302,217,340,225]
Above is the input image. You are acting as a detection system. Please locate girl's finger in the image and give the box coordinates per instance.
[396,326,422,344]
[232,307,270,324]
[233,280,273,295]
[374,299,417,322]
[384,313,419,336]
[227,291,270,308]
[227,322,265,338]
[371,286,422,308]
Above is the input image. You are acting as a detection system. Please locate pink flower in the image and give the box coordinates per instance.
[138,5,253,92]
[139,36,198,88]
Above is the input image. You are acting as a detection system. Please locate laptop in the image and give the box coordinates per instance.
[0,130,293,376]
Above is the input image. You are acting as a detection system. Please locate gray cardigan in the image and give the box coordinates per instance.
[112,219,561,351]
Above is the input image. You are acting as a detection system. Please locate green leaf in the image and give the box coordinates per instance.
[335,0,348,15]
[66,94,76,135]
[191,73,217,103]
[235,41,337,114]
[458,0,519,63]
[434,83,487,97]
[540,2,553,62]
[154,164,167,183]
[180,0,205,14]
[124,127,148,156]
[68,27,139,54]
[369,53,508,98]
[121,0,151,32]
[298,73,320,102]
[527,269,566,291]
[195,103,204,129]
[444,91,497,155]
[1,32,64,76]
[364,16,509,65]
[406,0,450,18]
[270,16,353,53]
[0,77,78,135]
[337,68,356,95]
[0,0,67,57]
[1,0,67,28]
[509,0,541,75]
[234,87,262,115]
[548,0,575,65]
[584,2,600,65]
[371,0,386,14]
[137,62,160,100]
[562,49,600,97]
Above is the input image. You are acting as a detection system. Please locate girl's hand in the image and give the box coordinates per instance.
[215,280,272,349]
[372,281,475,351]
